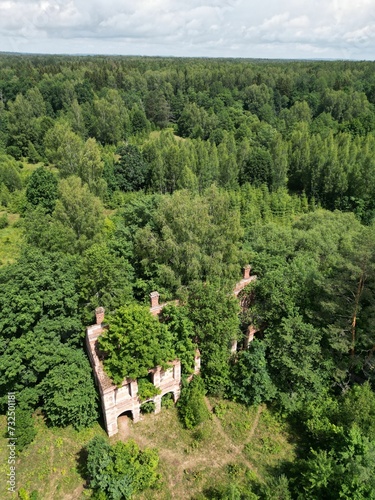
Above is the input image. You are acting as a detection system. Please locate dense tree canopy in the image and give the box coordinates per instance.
[25,166,58,213]
[98,304,175,384]
[1,54,375,497]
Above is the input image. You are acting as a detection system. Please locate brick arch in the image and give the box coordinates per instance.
[86,265,257,436]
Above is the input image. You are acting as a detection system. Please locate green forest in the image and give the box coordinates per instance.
[1,54,375,499]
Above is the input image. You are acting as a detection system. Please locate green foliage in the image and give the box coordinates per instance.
[259,474,292,500]
[0,247,81,342]
[79,138,105,196]
[24,175,105,254]
[245,210,375,411]
[88,90,131,145]
[98,304,175,384]
[288,383,375,499]
[177,376,210,429]
[134,187,244,296]
[0,154,22,192]
[3,55,375,498]
[0,212,8,228]
[187,282,240,395]
[24,206,76,254]
[79,242,134,320]
[54,175,104,251]
[13,408,37,452]
[145,90,172,129]
[137,378,161,401]
[291,429,375,500]
[140,401,156,414]
[202,480,260,499]
[229,340,276,406]
[2,56,375,217]
[0,183,11,207]
[339,382,375,439]
[161,392,174,409]
[86,436,160,499]
[0,248,84,412]
[25,167,58,213]
[160,304,196,376]
[115,144,148,192]
[44,122,83,177]
[18,488,40,500]
[39,349,98,430]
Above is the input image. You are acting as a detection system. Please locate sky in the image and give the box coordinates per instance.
[0,0,374,60]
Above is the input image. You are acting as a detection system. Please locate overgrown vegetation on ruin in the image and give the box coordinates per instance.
[1,54,375,498]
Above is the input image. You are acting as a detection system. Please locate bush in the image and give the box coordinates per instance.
[8,189,27,213]
[137,378,161,401]
[86,436,160,499]
[14,409,37,453]
[0,212,8,228]
[140,401,156,414]
[0,183,10,206]
[192,421,213,443]
[177,376,210,429]
[161,392,174,409]
[18,489,40,500]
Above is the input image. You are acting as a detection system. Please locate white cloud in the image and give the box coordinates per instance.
[0,0,374,58]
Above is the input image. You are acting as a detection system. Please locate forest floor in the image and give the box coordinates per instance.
[0,400,295,499]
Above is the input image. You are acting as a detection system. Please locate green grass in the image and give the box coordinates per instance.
[209,398,260,444]
[0,400,297,499]
[19,161,58,177]
[0,413,106,500]
[0,212,23,266]
[242,407,296,478]
[210,399,296,480]
[148,129,185,142]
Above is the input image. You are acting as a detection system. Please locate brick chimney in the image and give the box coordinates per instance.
[95,307,105,325]
[243,265,251,280]
[150,291,160,308]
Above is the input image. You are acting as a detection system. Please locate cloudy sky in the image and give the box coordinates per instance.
[0,0,374,59]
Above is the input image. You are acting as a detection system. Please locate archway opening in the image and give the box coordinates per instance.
[117,410,133,439]
[161,392,175,410]
[140,400,155,414]
[118,410,133,420]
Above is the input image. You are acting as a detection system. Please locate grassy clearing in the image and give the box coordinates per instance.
[209,398,260,444]
[0,400,296,499]
[0,414,106,500]
[243,408,296,477]
[149,129,185,142]
[209,399,296,480]
[19,162,58,177]
[0,212,23,266]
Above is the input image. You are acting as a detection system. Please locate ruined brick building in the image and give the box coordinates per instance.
[86,266,256,436]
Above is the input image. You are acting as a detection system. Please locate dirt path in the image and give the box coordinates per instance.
[117,415,131,440]
[117,401,264,497]
[204,397,259,472]
[246,404,264,442]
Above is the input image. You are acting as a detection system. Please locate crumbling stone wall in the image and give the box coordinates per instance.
[86,312,182,436]
[86,265,256,436]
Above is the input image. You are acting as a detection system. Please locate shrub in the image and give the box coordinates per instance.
[86,436,160,499]
[137,378,161,401]
[0,212,8,228]
[14,408,37,453]
[177,376,210,429]
[140,401,156,414]
[161,392,174,409]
